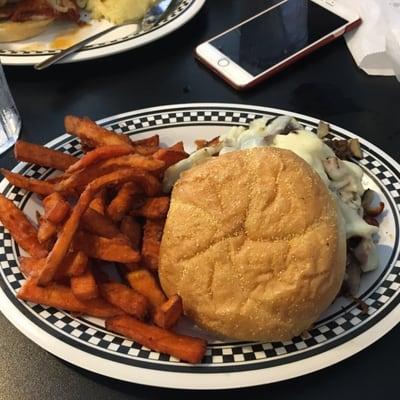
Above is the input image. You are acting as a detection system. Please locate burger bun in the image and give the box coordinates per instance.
[0,19,54,43]
[159,147,346,342]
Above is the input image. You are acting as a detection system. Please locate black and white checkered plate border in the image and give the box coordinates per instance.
[0,0,204,65]
[0,104,399,389]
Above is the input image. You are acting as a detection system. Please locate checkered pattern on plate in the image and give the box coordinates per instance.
[0,106,399,371]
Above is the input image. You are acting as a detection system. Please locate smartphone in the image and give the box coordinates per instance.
[195,0,361,90]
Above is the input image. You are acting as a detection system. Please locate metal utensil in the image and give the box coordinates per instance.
[34,0,174,70]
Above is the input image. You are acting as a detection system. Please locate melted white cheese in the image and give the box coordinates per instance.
[267,131,378,241]
[163,118,379,270]
[162,145,221,193]
[271,131,333,186]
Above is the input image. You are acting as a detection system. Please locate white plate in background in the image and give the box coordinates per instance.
[0,0,205,65]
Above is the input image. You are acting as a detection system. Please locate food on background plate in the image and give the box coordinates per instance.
[84,0,156,24]
[0,0,157,43]
[0,0,80,42]
[0,114,384,362]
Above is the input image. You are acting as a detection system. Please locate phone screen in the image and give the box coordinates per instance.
[210,0,348,76]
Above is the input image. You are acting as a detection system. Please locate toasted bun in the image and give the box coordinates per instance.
[159,147,346,341]
[0,19,54,43]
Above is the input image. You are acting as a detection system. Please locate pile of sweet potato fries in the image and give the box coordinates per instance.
[0,116,206,364]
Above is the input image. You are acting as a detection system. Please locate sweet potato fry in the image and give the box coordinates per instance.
[65,115,132,148]
[81,207,125,239]
[120,216,142,250]
[82,168,160,195]
[71,266,99,301]
[54,165,117,193]
[56,157,163,193]
[206,136,220,147]
[73,231,140,263]
[37,217,57,243]
[0,194,48,259]
[131,197,170,219]
[1,169,55,196]
[42,192,70,224]
[37,185,95,286]
[66,145,134,173]
[39,169,158,285]
[42,192,61,209]
[106,315,206,364]
[107,182,138,222]
[142,219,164,270]
[152,149,188,169]
[131,135,159,147]
[195,139,208,150]
[89,189,106,215]
[18,278,123,318]
[99,154,165,172]
[169,141,186,152]
[81,139,94,154]
[20,252,88,280]
[153,295,183,329]
[86,168,161,197]
[45,175,66,184]
[36,194,69,246]
[19,257,45,278]
[125,269,166,310]
[60,251,88,278]
[194,137,220,150]
[14,140,78,171]
[132,145,160,156]
[100,282,148,320]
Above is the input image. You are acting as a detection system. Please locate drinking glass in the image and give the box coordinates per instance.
[0,61,21,154]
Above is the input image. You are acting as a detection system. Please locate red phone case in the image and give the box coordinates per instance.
[195,18,361,91]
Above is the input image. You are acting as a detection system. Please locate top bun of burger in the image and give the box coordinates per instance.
[159,147,346,341]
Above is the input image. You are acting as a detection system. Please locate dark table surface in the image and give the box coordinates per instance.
[1,1,399,399]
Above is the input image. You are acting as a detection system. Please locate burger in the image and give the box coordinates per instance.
[159,116,380,341]
[0,0,80,43]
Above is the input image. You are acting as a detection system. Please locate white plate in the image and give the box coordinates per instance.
[0,0,205,66]
[0,103,399,390]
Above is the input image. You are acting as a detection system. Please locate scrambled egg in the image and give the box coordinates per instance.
[86,0,155,24]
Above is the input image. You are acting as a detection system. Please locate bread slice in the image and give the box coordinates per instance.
[0,19,53,42]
